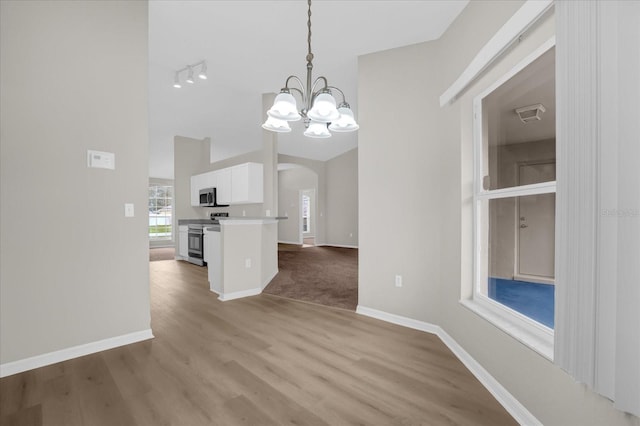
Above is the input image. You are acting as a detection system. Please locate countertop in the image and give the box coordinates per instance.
[177,219,220,225]
[178,217,287,226]
[218,216,287,221]
[203,217,287,232]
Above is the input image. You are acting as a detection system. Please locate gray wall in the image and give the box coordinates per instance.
[359,1,638,425]
[0,1,150,363]
[325,148,358,247]
[174,135,212,231]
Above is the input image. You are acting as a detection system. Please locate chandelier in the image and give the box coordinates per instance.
[262,0,359,138]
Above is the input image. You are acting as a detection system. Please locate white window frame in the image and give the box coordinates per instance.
[149,183,173,243]
[302,194,310,234]
[463,37,557,360]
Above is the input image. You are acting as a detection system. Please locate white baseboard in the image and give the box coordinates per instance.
[278,239,301,245]
[355,305,541,426]
[356,305,440,334]
[262,269,278,290]
[315,243,359,249]
[218,287,262,302]
[0,329,154,378]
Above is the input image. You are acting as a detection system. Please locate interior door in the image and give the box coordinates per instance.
[517,162,555,279]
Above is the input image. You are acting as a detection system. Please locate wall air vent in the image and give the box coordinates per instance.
[515,103,546,123]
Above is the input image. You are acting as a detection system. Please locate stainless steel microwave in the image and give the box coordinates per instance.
[199,187,228,207]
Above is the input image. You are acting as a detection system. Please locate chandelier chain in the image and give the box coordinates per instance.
[306,0,314,64]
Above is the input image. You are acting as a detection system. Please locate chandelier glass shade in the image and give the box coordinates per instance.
[304,120,332,138]
[329,107,359,132]
[262,116,292,133]
[267,93,302,122]
[263,0,358,139]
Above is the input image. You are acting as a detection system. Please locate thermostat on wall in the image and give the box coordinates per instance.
[87,150,115,170]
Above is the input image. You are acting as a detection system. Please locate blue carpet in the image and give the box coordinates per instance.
[488,277,555,328]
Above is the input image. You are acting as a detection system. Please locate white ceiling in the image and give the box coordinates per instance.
[485,47,556,146]
[149,0,469,179]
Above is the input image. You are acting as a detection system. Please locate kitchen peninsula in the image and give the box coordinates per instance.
[204,216,285,301]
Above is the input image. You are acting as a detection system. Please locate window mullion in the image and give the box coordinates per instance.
[477,181,557,201]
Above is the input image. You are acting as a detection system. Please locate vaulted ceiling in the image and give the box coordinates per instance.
[149,0,469,179]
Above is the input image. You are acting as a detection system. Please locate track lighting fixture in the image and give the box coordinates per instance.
[173,60,207,88]
[263,0,358,139]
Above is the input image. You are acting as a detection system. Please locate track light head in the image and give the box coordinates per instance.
[186,66,195,84]
[198,62,207,80]
[173,72,181,89]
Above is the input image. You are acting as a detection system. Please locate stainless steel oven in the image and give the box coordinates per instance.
[187,224,205,266]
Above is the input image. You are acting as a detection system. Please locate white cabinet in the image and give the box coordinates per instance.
[178,225,189,258]
[215,168,232,205]
[190,162,263,206]
[230,162,263,204]
[204,229,222,294]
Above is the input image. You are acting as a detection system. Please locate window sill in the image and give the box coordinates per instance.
[460,297,554,361]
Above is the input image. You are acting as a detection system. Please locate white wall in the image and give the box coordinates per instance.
[325,148,358,247]
[0,1,150,365]
[358,1,639,424]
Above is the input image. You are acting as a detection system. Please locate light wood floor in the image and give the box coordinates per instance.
[0,260,517,426]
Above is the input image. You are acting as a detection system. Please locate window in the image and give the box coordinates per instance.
[302,194,310,233]
[469,41,556,357]
[149,184,172,241]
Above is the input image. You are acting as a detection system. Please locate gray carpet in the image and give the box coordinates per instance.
[263,244,358,310]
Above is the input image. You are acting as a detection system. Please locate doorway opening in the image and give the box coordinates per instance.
[301,189,315,247]
[515,161,556,283]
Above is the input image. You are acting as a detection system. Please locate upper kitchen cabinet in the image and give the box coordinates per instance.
[190,162,263,206]
[231,162,263,204]
[215,168,232,205]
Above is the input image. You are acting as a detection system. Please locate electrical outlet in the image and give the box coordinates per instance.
[245,258,251,268]
[395,275,402,288]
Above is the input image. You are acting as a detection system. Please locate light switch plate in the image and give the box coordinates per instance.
[124,203,134,217]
